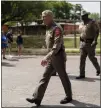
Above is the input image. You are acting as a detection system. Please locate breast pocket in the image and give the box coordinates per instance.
[46,31,54,48]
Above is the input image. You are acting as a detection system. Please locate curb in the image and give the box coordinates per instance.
[6,48,100,55]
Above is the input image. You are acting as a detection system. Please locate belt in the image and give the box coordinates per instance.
[80,37,93,43]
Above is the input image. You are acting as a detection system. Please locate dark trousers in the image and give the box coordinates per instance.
[33,51,72,102]
[80,43,100,76]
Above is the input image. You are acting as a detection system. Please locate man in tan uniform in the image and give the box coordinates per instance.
[76,11,100,79]
[26,10,72,106]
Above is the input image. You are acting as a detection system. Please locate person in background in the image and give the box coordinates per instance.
[76,11,100,79]
[16,31,23,56]
[1,31,8,59]
[6,29,13,55]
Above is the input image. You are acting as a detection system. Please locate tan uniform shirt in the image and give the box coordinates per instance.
[79,20,99,40]
[45,22,67,61]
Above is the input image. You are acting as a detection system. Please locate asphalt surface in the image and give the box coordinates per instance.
[2,55,101,107]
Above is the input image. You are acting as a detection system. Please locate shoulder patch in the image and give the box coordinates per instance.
[54,28,61,36]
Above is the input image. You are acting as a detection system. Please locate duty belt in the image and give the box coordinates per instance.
[80,37,93,43]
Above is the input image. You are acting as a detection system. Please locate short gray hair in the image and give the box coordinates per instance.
[42,10,53,17]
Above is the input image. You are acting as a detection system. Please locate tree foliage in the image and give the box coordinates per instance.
[70,4,83,20]
[1,1,46,25]
[46,1,73,19]
[89,13,100,21]
[1,1,84,25]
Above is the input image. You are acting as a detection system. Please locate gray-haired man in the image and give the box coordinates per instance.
[26,10,72,106]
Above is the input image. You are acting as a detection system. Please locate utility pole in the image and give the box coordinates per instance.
[74,6,77,48]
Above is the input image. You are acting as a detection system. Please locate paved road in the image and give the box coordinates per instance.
[2,55,100,107]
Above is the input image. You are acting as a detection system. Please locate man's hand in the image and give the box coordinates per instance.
[41,58,48,67]
[91,41,97,47]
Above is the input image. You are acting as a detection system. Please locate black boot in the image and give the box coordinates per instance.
[26,98,41,106]
[60,97,72,104]
[52,73,57,76]
[96,71,100,76]
[52,71,57,76]
[76,75,85,79]
[3,57,7,60]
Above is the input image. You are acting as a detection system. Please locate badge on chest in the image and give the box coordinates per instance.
[45,30,54,48]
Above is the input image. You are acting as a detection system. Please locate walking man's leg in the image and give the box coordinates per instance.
[76,48,87,79]
[52,54,72,104]
[51,70,57,76]
[26,62,54,106]
[87,46,100,76]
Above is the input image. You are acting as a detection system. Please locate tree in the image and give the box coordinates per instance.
[2,1,18,25]
[49,1,73,19]
[89,13,100,21]
[2,1,74,25]
[1,1,46,25]
[1,1,48,34]
[70,4,83,21]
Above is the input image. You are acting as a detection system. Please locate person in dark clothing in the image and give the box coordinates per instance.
[6,29,13,55]
[16,31,23,56]
[76,11,100,79]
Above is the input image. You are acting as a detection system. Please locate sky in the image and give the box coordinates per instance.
[69,1,100,14]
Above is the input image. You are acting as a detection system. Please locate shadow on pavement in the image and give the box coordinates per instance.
[69,75,100,82]
[13,56,37,59]
[71,100,100,107]
[31,106,70,108]
[31,100,100,108]
[7,58,19,61]
[1,62,15,67]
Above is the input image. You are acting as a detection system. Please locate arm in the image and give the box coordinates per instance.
[91,22,99,46]
[44,27,62,60]
[10,35,13,42]
[93,22,99,42]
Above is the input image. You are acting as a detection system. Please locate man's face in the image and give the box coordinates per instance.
[42,15,53,25]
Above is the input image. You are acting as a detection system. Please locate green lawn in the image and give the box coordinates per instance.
[64,38,100,48]
[12,36,45,48]
[12,36,100,48]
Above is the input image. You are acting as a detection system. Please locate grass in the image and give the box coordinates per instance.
[12,36,100,48]
[6,48,100,55]
[65,48,100,54]
[64,38,100,48]
[6,36,100,55]
[12,36,45,48]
